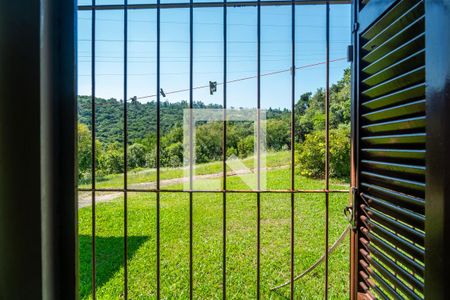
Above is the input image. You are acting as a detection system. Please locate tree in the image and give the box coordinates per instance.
[266,119,290,151]
[100,149,124,174]
[78,122,102,180]
[78,122,91,175]
[99,143,124,174]
[296,127,350,179]
[196,122,223,163]
[295,67,351,142]
[128,143,147,169]
[330,68,351,128]
[163,142,183,167]
[161,127,183,167]
[237,135,254,158]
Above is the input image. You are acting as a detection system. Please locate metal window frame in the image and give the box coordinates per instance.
[77,1,351,299]
[2,0,448,299]
[424,1,450,299]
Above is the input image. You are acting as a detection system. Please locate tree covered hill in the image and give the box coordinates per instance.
[78,68,349,146]
[78,98,225,144]
[77,68,351,179]
[78,97,293,145]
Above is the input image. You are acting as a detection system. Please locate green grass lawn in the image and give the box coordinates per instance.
[79,153,351,299]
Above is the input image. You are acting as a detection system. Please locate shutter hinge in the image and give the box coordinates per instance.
[347,45,353,62]
[352,22,359,33]
[344,187,358,231]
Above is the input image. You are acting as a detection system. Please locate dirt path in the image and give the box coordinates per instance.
[78,166,289,208]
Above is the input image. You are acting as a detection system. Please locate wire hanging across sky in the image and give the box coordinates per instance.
[134,57,346,100]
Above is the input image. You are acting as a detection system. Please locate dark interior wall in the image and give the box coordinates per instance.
[0,1,43,299]
[0,1,77,299]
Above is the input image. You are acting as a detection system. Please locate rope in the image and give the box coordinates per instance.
[270,224,350,291]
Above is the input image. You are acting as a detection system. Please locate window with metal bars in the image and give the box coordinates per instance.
[3,0,450,299]
[77,1,352,299]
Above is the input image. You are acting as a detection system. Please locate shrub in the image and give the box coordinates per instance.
[237,135,254,158]
[100,149,124,174]
[161,127,183,167]
[78,123,102,180]
[128,143,147,169]
[296,127,350,179]
[161,142,183,167]
[195,122,222,163]
[267,119,290,151]
[144,149,157,168]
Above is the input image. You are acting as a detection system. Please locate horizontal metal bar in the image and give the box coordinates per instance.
[361,159,425,176]
[360,217,425,262]
[361,33,425,76]
[362,66,425,100]
[362,204,424,245]
[360,246,424,292]
[361,251,422,300]
[362,192,424,229]
[78,188,349,193]
[360,182,424,211]
[361,1,424,53]
[78,0,350,11]
[361,99,425,123]
[360,236,424,278]
[361,170,425,191]
[359,259,401,299]
[359,272,387,300]
[361,83,425,111]
[362,48,425,86]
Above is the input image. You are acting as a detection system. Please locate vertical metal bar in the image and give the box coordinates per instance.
[123,1,129,299]
[349,1,359,298]
[324,1,330,299]
[189,0,194,299]
[156,0,161,299]
[40,0,77,296]
[256,0,261,299]
[290,1,296,299]
[222,1,227,299]
[91,2,97,299]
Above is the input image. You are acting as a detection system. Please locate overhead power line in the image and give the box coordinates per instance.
[134,57,346,100]
[78,39,349,44]
[77,16,349,29]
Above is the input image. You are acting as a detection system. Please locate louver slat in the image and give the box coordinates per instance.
[357,0,426,298]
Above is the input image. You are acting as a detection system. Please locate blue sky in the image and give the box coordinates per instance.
[77,2,350,109]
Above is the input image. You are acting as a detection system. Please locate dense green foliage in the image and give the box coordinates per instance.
[295,68,351,179]
[296,127,351,178]
[78,97,224,144]
[78,68,350,180]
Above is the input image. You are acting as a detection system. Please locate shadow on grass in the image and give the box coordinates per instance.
[79,235,148,299]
